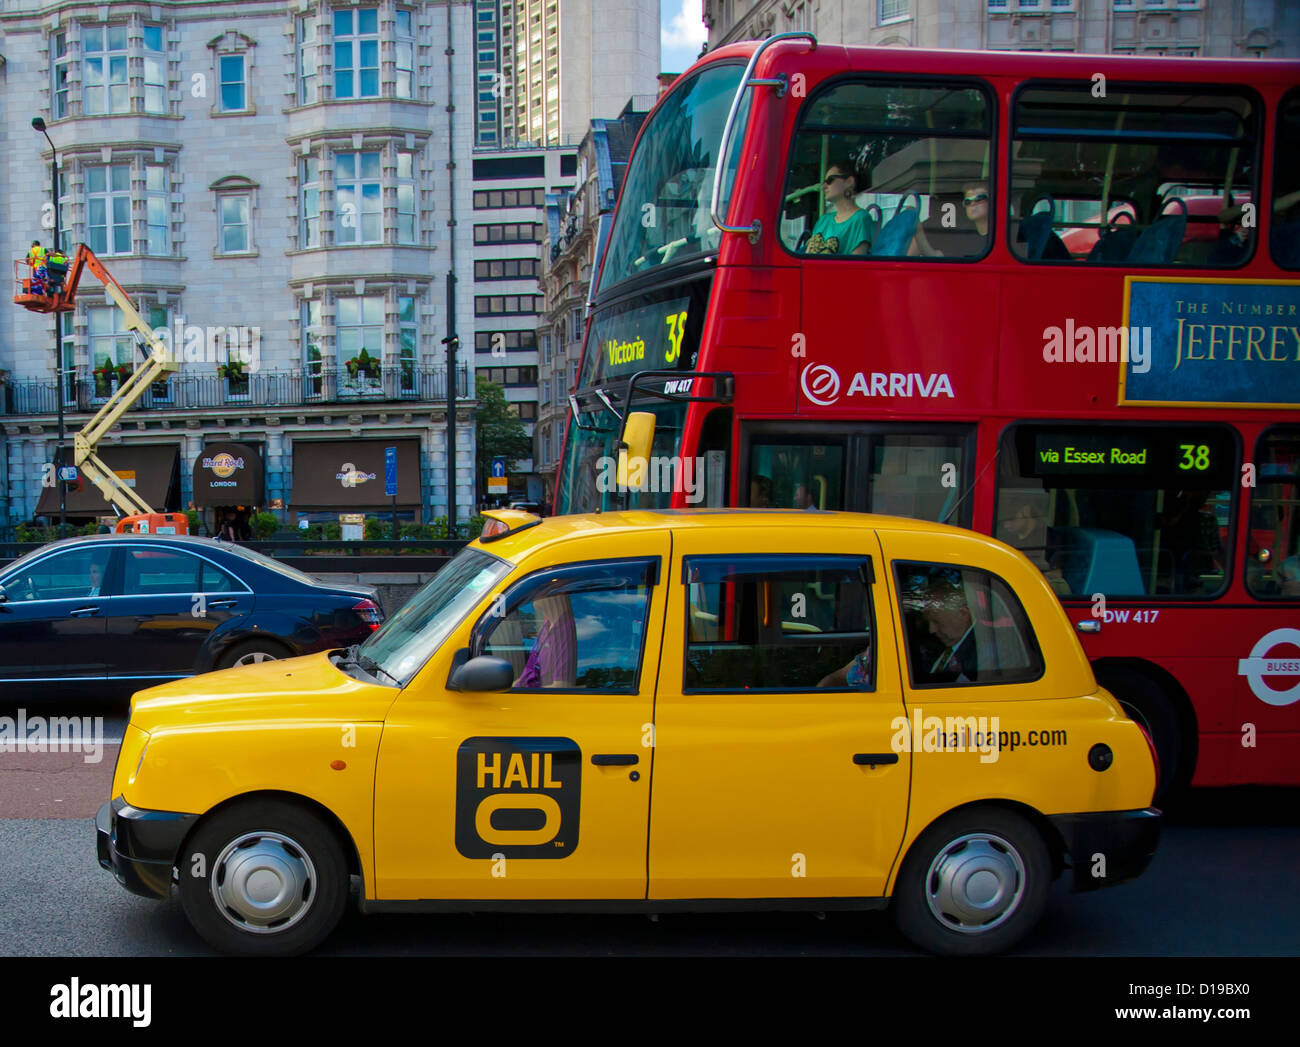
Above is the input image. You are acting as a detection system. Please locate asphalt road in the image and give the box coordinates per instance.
[1,701,1296,957]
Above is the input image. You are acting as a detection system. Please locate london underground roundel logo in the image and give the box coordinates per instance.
[1237,627,1300,707]
[801,362,841,407]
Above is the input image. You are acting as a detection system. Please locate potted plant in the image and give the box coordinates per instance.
[218,357,249,395]
[93,356,114,397]
[113,362,134,385]
[345,347,381,387]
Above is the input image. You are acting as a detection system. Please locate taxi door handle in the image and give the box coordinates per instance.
[591,754,638,766]
[853,753,899,767]
[208,599,238,609]
[69,606,100,617]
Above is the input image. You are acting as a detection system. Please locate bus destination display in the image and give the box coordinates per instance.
[1027,428,1234,487]
[583,296,691,386]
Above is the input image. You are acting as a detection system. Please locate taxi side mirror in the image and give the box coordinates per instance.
[448,655,515,693]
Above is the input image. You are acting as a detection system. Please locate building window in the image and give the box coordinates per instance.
[396,151,418,244]
[541,332,552,364]
[143,25,166,113]
[879,0,910,19]
[478,365,539,386]
[334,7,380,99]
[82,25,128,115]
[88,305,133,398]
[475,330,538,353]
[52,32,71,119]
[399,295,418,393]
[219,194,250,253]
[474,258,539,280]
[473,222,542,244]
[300,157,320,247]
[474,294,543,316]
[297,15,318,104]
[146,165,169,255]
[336,296,386,387]
[474,187,545,208]
[219,54,246,112]
[395,8,415,99]
[302,299,323,398]
[147,305,172,402]
[335,151,382,244]
[86,164,131,255]
[514,401,538,421]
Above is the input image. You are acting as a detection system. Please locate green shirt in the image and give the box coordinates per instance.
[806,209,875,255]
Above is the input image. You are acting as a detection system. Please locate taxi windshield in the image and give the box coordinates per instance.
[597,61,748,291]
[359,547,511,686]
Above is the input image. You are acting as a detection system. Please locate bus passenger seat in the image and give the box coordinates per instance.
[1087,225,1140,262]
[870,195,920,257]
[1048,527,1146,597]
[1128,197,1187,264]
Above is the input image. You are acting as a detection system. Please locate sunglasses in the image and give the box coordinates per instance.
[963,193,989,205]
[823,174,848,185]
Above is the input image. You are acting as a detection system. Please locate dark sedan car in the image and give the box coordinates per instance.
[0,535,383,701]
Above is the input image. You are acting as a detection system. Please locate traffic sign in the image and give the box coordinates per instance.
[58,466,78,482]
[488,456,507,494]
[384,446,397,497]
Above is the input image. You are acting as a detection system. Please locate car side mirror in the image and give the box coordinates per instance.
[448,655,515,693]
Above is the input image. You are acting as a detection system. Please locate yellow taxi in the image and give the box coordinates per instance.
[96,510,1160,956]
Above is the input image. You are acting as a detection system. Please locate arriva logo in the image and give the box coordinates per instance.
[801,363,841,406]
[800,362,955,405]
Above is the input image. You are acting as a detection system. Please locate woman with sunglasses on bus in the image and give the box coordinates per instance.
[909,182,992,258]
[804,159,875,256]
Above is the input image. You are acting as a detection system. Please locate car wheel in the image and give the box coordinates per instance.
[893,807,1051,956]
[177,799,349,957]
[1095,666,1185,806]
[218,639,288,670]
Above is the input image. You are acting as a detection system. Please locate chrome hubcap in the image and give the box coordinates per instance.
[211,831,316,934]
[924,831,1026,934]
[234,650,277,666]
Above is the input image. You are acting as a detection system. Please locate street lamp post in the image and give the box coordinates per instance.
[32,117,65,537]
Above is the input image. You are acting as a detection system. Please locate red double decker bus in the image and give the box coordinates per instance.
[556,36,1300,799]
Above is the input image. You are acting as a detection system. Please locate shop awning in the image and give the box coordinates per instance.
[36,443,179,516]
[290,438,422,508]
[192,442,265,508]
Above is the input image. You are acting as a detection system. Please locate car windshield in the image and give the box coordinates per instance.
[358,547,512,687]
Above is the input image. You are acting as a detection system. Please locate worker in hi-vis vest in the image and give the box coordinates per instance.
[27,240,47,295]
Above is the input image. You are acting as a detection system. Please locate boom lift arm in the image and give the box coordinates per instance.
[14,244,179,520]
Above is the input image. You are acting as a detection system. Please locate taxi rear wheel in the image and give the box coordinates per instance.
[893,807,1050,956]
[178,800,348,957]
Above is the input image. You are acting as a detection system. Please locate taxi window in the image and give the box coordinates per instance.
[894,561,1043,688]
[477,559,657,692]
[683,555,873,692]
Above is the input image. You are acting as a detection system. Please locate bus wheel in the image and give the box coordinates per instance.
[1096,666,1184,806]
[178,799,349,956]
[892,807,1051,956]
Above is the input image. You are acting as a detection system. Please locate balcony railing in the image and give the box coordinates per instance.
[1,365,472,416]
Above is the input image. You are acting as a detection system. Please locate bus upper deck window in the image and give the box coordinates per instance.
[1271,90,1300,270]
[1010,85,1259,266]
[780,80,993,261]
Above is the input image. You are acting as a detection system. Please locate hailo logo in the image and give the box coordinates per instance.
[801,363,841,406]
[455,737,581,858]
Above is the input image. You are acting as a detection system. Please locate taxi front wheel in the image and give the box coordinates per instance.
[178,800,349,957]
[892,807,1050,956]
